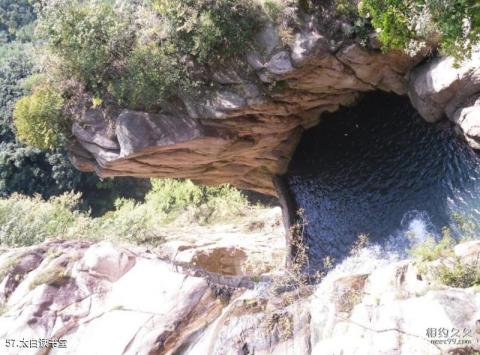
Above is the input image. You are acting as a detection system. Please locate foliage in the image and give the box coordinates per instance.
[28,265,71,290]
[436,256,480,288]
[34,0,262,110]
[108,44,192,109]
[37,0,136,92]
[269,209,325,303]
[262,0,285,22]
[0,253,22,282]
[0,42,32,141]
[335,0,358,16]
[144,178,249,223]
[410,227,455,262]
[359,0,413,50]
[0,0,36,42]
[152,0,259,64]
[0,179,251,247]
[0,192,85,247]
[0,12,86,200]
[359,0,480,59]
[0,33,147,210]
[410,225,480,288]
[13,86,66,149]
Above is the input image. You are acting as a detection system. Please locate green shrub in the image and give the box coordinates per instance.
[145,178,248,223]
[28,265,71,290]
[410,227,455,262]
[410,225,480,288]
[108,44,192,110]
[359,0,413,50]
[0,41,32,141]
[0,192,85,247]
[37,0,136,91]
[263,0,285,22]
[427,0,480,59]
[335,0,359,16]
[13,86,66,149]
[0,0,36,42]
[36,0,261,109]
[152,0,259,64]
[0,179,252,247]
[359,0,480,59]
[436,257,480,288]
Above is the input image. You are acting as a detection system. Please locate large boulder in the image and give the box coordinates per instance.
[408,49,480,149]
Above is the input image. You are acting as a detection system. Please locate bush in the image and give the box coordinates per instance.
[37,0,136,91]
[145,178,249,223]
[0,192,86,247]
[359,0,480,59]
[359,0,414,50]
[34,0,262,110]
[0,0,36,42]
[152,0,259,64]
[410,226,480,288]
[0,179,253,247]
[13,86,66,149]
[436,257,480,288]
[0,42,33,140]
[108,44,192,110]
[410,227,455,262]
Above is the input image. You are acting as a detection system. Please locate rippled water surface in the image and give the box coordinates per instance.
[286,93,480,268]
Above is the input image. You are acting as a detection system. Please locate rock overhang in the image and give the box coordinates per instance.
[69,22,480,196]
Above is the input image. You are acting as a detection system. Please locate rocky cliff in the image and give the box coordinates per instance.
[1,224,479,354]
[68,4,480,196]
[69,13,434,196]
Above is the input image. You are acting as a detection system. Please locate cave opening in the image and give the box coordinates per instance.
[285,91,480,271]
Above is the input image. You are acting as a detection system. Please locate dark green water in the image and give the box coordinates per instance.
[286,92,480,269]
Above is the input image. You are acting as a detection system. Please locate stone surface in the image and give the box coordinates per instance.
[452,95,480,149]
[454,240,480,264]
[69,17,426,195]
[156,207,285,276]
[409,48,480,149]
[75,242,136,282]
[0,239,478,355]
[310,252,480,355]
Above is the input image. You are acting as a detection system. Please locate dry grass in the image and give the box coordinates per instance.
[28,265,71,290]
[268,209,331,305]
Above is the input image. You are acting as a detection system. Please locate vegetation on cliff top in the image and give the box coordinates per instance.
[359,0,480,59]
[5,0,480,154]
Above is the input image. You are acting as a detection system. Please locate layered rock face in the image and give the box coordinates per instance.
[409,49,480,149]
[69,18,426,196]
[1,238,479,354]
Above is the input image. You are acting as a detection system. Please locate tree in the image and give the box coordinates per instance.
[13,86,66,150]
[359,0,480,59]
[0,0,36,42]
[0,7,148,213]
